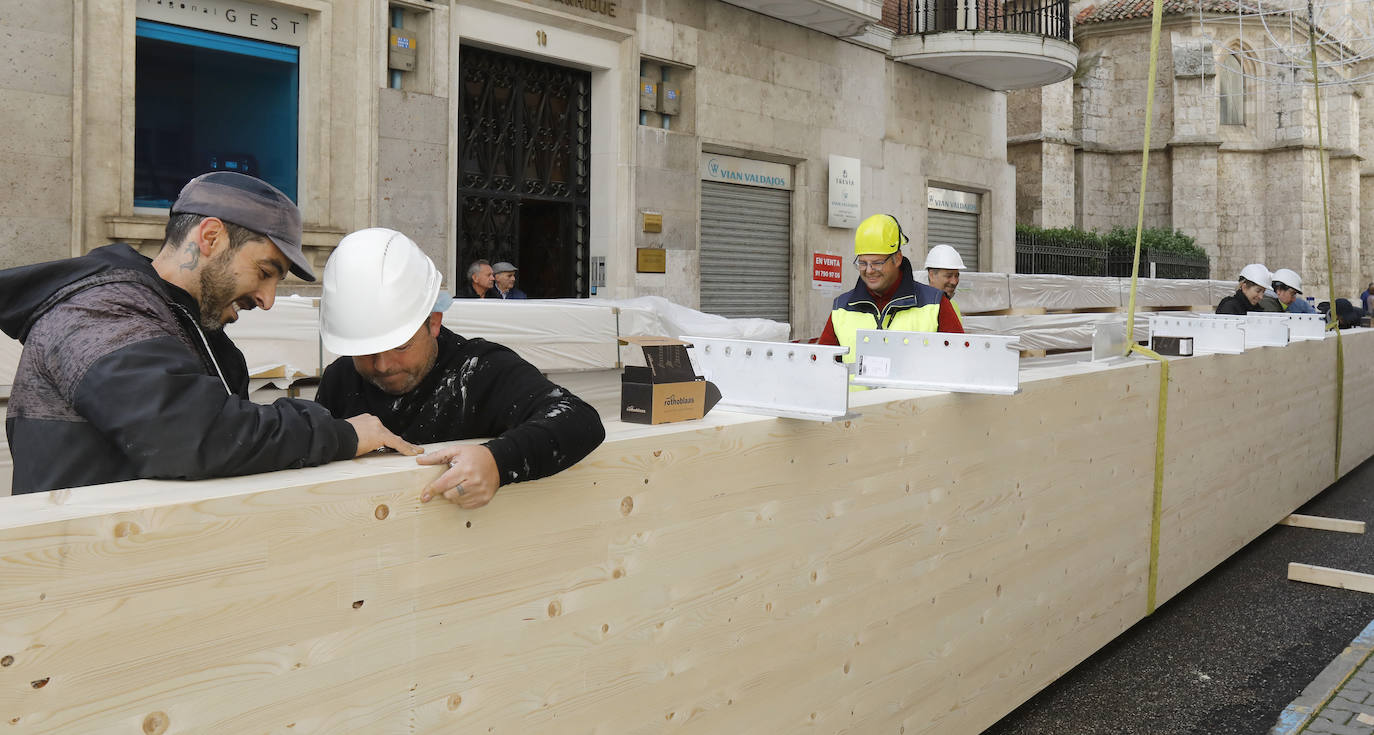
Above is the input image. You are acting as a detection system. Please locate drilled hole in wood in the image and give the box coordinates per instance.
[465,521,472,528]
[142,711,169,735]
[374,504,390,520]
[352,600,365,609]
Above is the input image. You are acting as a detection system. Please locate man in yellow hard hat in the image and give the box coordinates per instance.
[818,214,963,357]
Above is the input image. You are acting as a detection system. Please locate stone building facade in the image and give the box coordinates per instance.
[0,0,1051,340]
[1008,0,1373,299]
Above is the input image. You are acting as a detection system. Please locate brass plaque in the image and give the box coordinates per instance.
[636,248,667,273]
[642,211,663,233]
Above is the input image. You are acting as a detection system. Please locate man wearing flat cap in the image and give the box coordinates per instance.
[0,172,417,494]
[491,261,527,299]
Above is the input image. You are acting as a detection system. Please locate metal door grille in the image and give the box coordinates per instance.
[700,180,791,322]
[457,45,590,297]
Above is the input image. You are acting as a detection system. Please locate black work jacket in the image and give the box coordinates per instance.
[0,244,356,494]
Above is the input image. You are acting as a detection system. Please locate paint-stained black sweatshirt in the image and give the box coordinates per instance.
[315,327,605,485]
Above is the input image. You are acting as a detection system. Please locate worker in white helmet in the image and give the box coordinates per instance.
[316,228,605,510]
[1259,268,1315,313]
[1216,263,1271,315]
[923,244,967,326]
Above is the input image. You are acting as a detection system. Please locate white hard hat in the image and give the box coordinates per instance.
[1271,268,1303,293]
[924,244,966,270]
[1239,263,1272,291]
[320,228,442,356]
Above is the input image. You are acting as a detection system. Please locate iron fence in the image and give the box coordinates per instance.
[897,0,1071,39]
[1015,230,1211,279]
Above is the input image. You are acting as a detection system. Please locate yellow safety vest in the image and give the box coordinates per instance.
[831,296,942,364]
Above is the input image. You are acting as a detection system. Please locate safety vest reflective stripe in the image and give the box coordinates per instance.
[830,302,942,364]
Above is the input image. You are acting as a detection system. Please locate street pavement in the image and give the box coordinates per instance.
[981,456,1374,735]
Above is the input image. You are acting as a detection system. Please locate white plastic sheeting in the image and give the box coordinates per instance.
[1011,275,1120,310]
[917,272,1237,314]
[963,313,1154,352]
[218,294,791,378]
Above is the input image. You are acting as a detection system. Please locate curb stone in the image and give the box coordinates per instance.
[1272,620,1374,734]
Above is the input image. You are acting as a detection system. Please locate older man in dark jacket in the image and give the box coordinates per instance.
[0,172,415,494]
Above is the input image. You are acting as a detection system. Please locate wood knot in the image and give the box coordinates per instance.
[113,521,141,538]
[620,496,634,516]
[652,450,662,457]
[374,504,390,520]
[601,623,609,634]
[547,600,562,617]
[352,600,365,609]
[30,677,49,689]
[612,568,624,579]
[447,693,462,711]
[0,655,12,667]
[142,711,169,735]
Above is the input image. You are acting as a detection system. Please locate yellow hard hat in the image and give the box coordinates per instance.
[854,214,907,256]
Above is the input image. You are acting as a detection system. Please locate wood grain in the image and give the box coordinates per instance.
[0,331,1368,734]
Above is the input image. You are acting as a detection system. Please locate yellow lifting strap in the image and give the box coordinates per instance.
[1122,0,1169,615]
[1309,24,1344,483]
[1126,0,1346,616]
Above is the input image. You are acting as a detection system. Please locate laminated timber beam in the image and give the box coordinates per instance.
[1,331,1372,734]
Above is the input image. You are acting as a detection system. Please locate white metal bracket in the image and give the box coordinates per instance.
[681,336,856,422]
[1187,313,1291,347]
[850,330,1022,395]
[1092,319,1128,362]
[1149,315,1246,354]
[1246,312,1325,341]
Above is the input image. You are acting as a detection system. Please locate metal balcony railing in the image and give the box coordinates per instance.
[897,0,1071,39]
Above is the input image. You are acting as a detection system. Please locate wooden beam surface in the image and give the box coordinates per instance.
[1280,514,1366,534]
[1289,563,1374,594]
[0,332,1367,734]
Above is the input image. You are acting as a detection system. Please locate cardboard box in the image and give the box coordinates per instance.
[619,337,721,425]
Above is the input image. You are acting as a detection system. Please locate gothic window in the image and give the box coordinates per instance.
[1220,49,1246,126]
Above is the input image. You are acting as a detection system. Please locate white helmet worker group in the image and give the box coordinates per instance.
[1220,262,1312,314]
[320,227,446,356]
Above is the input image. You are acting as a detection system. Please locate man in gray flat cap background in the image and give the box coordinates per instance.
[492,261,527,299]
[0,171,417,494]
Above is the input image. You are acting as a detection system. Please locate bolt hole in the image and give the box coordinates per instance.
[766,349,773,358]
[465,521,472,528]
[724,346,732,356]
[745,348,752,357]
[943,340,950,347]
[810,354,817,362]
[964,341,970,348]
[903,338,910,345]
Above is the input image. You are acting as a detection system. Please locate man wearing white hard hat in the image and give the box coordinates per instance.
[923,243,967,326]
[315,228,605,509]
[1216,263,1271,315]
[1259,268,1315,313]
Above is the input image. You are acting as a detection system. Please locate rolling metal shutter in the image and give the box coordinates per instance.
[927,208,979,271]
[700,180,791,322]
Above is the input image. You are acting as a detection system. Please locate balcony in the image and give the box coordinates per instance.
[891,0,1078,90]
[719,0,883,38]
